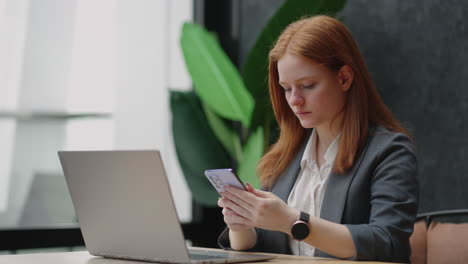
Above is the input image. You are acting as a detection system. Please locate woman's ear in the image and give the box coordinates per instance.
[338,65,353,92]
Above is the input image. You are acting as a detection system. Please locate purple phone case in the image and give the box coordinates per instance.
[204,168,246,194]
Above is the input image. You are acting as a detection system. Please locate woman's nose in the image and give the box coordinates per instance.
[289,90,304,106]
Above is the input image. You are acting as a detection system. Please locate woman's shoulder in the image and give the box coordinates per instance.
[367,125,415,152]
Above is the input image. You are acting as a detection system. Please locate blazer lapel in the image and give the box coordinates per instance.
[320,136,371,223]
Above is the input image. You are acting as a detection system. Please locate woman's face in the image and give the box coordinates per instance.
[277,53,352,129]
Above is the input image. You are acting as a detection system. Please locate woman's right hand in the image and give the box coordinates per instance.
[218,196,251,231]
[218,184,258,250]
[218,183,255,231]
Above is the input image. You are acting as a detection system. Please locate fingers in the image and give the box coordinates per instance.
[248,185,271,198]
[225,187,259,209]
[220,196,254,219]
[223,208,254,227]
[217,197,225,207]
[220,208,250,231]
[225,194,256,216]
[222,207,241,217]
[245,182,254,192]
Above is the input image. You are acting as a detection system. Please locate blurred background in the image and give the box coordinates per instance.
[1,0,467,255]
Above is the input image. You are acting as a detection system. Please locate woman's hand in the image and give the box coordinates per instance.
[219,183,299,234]
[218,204,251,231]
[218,184,254,231]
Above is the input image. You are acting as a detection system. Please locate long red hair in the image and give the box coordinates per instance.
[257,15,409,188]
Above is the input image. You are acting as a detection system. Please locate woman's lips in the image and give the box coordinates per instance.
[296,112,311,117]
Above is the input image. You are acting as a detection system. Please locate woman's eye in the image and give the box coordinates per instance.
[303,84,315,89]
[282,87,291,93]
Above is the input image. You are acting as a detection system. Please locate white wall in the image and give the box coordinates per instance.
[114,0,192,222]
[0,0,29,211]
[64,0,116,151]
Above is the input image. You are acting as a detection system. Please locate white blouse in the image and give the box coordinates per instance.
[287,129,339,256]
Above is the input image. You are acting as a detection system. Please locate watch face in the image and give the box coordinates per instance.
[291,221,310,241]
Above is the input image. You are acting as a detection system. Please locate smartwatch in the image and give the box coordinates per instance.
[291,211,310,241]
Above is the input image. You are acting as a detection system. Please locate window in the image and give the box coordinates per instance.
[0,0,192,234]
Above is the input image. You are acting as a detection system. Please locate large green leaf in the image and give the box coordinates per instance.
[202,103,243,163]
[237,127,264,189]
[181,23,254,127]
[170,90,231,206]
[242,0,347,130]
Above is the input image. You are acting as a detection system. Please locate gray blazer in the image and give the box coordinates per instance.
[218,126,419,263]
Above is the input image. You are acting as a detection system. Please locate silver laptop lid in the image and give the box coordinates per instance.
[58,150,191,263]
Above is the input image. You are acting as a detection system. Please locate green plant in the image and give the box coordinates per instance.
[171,0,346,206]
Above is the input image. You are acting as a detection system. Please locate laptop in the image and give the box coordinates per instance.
[58,150,274,263]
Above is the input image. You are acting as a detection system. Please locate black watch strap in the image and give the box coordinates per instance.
[300,211,310,223]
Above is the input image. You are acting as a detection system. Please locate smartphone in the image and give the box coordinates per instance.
[204,168,246,195]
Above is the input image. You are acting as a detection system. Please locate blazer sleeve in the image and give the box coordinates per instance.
[345,133,419,262]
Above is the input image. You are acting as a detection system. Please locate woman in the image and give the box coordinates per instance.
[217,15,418,262]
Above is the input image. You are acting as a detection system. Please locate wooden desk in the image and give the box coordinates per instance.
[0,247,390,264]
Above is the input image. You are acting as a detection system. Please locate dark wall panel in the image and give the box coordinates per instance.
[239,0,284,67]
[239,0,468,217]
[340,0,468,216]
